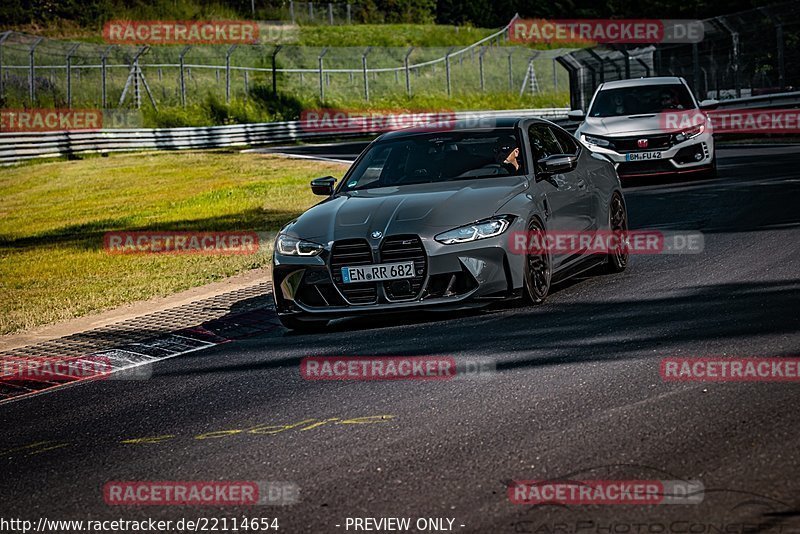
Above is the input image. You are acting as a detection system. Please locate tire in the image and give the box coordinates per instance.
[278,315,329,332]
[523,218,552,304]
[604,192,629,274]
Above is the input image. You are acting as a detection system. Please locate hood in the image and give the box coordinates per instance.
[581,111,694,136]
[285,176,529,243]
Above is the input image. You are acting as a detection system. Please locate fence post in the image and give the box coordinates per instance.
[362,47,371,101]
[318,47,329,101]
[346,3,351,24]
[251,0,255,17]
[29,37,43,105]
[507,52,513,91]
[404,47,414,96]
[179,46,191,107]
[272,45,283,94]
[0,31,11,103]
[289,1,295,24]
[226,45,237,103]
[552,57,557,92]
[65,44,79,108]
[328,3,333,24]
[760,8,786,91]
[478,46,487,91]
[692,43,700,94]
[445,48,454,97]
[309,2,314,21]
[716,17,740,98]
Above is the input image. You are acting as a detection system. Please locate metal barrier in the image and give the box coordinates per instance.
[0,107,570,164]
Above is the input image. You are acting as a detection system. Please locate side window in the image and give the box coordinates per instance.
[551,126,580,156]
[528,124,563,174]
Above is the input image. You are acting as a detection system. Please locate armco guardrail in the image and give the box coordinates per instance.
[0,108,570,164]
[2,93,798,164]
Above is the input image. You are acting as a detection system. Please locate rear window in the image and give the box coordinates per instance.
[589,84,696,117]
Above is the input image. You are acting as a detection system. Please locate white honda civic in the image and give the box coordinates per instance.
[571,76,718,180]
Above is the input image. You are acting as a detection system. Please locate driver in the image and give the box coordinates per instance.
[493,137,521,174]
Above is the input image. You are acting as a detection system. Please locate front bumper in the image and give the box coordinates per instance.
[272,231,525,319]
[584,132,715,178]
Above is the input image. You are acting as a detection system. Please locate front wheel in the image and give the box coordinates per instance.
[604,193,629,273]
[523,218,552,304]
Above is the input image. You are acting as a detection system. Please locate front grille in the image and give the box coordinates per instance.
[601,134,674,152]
[330,239,377,304]
[380,235,427,301]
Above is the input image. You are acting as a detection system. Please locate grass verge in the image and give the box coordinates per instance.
[0,150,344,335]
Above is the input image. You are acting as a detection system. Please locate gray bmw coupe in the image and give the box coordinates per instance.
[272,117,628,330]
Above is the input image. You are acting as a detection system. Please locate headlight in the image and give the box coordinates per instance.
[276,234,324,256]
[675,124,705,142]
[434,216,512,244]
[582,134,611,148]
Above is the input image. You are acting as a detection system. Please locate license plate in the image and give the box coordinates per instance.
[341,262,415,283]
[626,151,662,161]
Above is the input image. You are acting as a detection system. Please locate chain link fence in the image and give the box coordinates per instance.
[0,25,572,112]
[556,0,800,111]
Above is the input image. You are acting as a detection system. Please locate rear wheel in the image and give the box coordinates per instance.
[278,315,329,332]
[604,193,629,273]
[523,218,552,304]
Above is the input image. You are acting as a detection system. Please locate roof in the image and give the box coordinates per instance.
[599,76,686,89]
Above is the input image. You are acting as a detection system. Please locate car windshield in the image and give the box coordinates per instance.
[339,130,523,192]
[589,84,696,117]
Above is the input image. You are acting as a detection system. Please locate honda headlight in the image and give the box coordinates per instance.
[276,234,324,256]
[582,134,611,148]
[675,124,705,142]
[434,216,512,244]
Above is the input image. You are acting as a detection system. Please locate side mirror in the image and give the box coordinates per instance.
[310,176,336,196]
[537,154,578,176]
[699,99,719,110]
[567,109,585,121]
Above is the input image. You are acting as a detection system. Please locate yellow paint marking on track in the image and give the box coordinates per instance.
[299,418,340,431]
[194,429,245,440]
[247,419,316,435]
[120,435,176,445]
[0,441,55,456]
[26,443,70,455]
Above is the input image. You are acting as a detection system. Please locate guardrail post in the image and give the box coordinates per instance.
[29,37,43,105]
[226,45,237,103]
[362,47,371,101]
[179,46,191,107]
[65,44,79,108]
[0,31,12,102]
[318,47,329,101]
[272,45,283,94]
[716,17,740,98]
[404,47,414,96]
